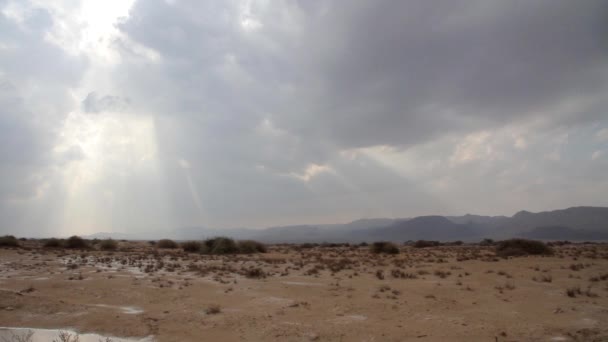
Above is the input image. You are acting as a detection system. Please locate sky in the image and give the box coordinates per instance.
[1,0,607,237]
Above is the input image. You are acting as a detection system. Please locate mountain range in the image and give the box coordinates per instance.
[86,206,608,243]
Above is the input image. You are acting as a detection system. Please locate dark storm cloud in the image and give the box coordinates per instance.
[118,0,608,149]
[103,0,608,228]
[271,0,608,147]
[1,0,607,235]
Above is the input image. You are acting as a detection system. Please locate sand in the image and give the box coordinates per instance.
[1,241,607,341]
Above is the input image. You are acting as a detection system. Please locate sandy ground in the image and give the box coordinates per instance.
[1,242,608,342]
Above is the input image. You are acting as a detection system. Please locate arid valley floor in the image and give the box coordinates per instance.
[1,241,608,341]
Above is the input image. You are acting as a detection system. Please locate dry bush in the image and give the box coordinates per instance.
[52,331,80,342]
[566,286,582,297]
[181,241,202,253]
[413,240,441,248]
[237,240,267,254]
[0,235,19,247]
[495,239,553,257]
[42,238,63,248]
[370,241,399,254]
[205,304,221,314]
[245,267,266,278]
[99,239,118,251]
[157,239,178,249]
[65,236,88,249]
[201,237,238,254]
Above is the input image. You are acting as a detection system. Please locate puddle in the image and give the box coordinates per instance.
[92,304,144,314]
[0,327,154,342]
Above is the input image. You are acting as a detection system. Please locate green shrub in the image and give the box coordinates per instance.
[43,238,63,248]
[65,236,88,249]
[181,241,202,253]
[237,240,267,254]
[496,239,553,257]
[157,239,178,249]
[370,241,399,254]
[0,235,19,247]
[99,239,118,251]
[202,237,238,254]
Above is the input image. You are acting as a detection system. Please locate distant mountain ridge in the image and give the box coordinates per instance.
[86,206,608,243]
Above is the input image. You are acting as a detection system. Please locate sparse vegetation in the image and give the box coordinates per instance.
[413,240,440,248]
[201,237,238,254]
[0,236,607,341]
[99,239,118,251]
[0,235,19,247]
[566,286,582,298]
[205,304,221,314]
[245,267,266,278]
[43,238,63,248]
[370,241,399,254]
[53,331,80,342]
[495,239,553,257]
[157,239,178,249]
[181,241,202,252]
[237,240,267,254]
[65,236,88,249]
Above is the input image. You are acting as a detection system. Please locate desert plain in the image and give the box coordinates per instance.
[1,240,608,342]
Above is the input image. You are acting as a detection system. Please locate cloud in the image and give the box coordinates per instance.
[82,92,131,113]
[597,128,608,142]
[1,0,608,235]
[592,150,604,161]
[289,164,335,182]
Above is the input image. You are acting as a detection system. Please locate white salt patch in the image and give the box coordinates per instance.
[92,304,144,314]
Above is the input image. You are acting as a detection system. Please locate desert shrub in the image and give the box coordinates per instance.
[181,241,202,253]
[566,286,582,298]
[300,243,316,249]
[99,239,118,251]
[245,267,266,278]
[237,240,267,254]
[157,239,178,249]
[65,235,88,249]
[205,304,221,314]
[201,237,238,254]
[479,238,495,246]
[496,239,553,257]
[413,240,441,248]
[43,238,63,248]
[370,241,399,254]
[0,235,19,247]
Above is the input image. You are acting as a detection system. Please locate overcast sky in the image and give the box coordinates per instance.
[1,0,607,237]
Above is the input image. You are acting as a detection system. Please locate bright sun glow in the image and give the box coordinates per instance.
[54,111,159,235]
